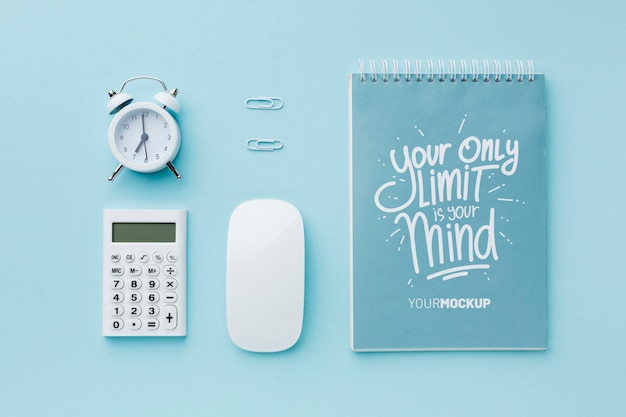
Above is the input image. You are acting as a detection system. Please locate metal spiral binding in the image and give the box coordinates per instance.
[357,59,536,83]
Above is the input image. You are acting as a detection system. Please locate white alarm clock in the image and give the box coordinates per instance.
[106,76,182,181]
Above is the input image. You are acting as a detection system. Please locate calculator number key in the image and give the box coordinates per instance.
[146,306,160,317]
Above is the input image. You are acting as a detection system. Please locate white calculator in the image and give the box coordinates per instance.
[103,209,186,336]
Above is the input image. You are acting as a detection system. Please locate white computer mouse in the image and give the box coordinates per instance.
[226,199,305,352]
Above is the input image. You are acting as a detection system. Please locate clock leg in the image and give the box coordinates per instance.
[108,164,125,181]
[167,162,182,180]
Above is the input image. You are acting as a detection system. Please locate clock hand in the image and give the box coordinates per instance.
[142,113,149,162]
[134,113,149,154]
[134,134,148,154]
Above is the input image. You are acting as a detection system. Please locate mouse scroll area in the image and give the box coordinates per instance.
[226,199,305,353]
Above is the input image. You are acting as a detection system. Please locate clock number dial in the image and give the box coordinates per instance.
[112,106,177,171]
[108,101,181,177]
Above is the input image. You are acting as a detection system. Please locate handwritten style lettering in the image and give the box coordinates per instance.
[395,208,498,274]
[374,137,519,213]
[373,134,519,277]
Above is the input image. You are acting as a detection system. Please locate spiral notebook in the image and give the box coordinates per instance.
[349,60,547,351]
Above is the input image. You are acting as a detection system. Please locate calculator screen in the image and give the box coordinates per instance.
[112,222,176,243]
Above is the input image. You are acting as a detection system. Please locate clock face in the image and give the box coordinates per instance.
[108,102,180,173]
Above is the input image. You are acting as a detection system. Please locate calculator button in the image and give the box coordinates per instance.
[163,278,178,290]
[110,266,124,276]
[146,265,160,276]
[146,279,159,290]
[153,252,164,263]
[128,292,142,303]
[110,279,124,289]
[146,306,159,316]
[111,292,124,303]
[124,253,135,262]
[163,292,178,303]
[128,266,142,276]
[162,306,178,329]
[146,319,160,330]
[111,319,124,330]
[110,253,121,263]
[138,252,150,263]
[128,306,142,316]
[146,292,160,303]
[110,306,124,316]
[127,319,142,330]
[163,265,178,277]
[129,279,142,289]
[166,252,178,263]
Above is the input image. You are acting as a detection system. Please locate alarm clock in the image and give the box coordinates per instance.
[106,76,182,181]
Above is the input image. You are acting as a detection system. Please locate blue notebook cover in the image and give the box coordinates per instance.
[349,63,547,351]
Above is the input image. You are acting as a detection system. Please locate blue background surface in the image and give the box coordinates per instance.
[1,0,624,416]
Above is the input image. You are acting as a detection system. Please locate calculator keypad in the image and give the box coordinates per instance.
[104,250,184,336]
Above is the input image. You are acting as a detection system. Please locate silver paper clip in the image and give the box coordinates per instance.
[246,139,284,151]
[245,97,284,110]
